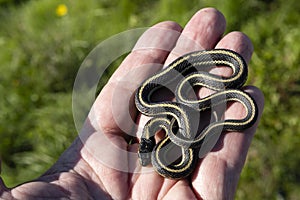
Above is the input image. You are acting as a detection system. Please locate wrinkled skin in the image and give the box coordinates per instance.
[1,8,264,200]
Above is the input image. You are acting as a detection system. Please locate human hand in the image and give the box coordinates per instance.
[1,8,264,200]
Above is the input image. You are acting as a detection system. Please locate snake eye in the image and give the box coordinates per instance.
[139,138,155,152]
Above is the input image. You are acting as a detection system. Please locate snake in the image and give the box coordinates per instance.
[135,49,258,179]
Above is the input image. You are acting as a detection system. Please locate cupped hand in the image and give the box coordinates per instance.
[1,8,264,200]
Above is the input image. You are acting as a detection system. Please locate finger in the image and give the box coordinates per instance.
[164,7,226,65]
[212,31,256,162]
[192,32,264,200]
[88,21,182,135]
[193,87,264,200]
[150,8,227,135]
[221,86,264,167]
[210,31,254,76]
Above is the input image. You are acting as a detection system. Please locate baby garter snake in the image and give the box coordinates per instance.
[135,49,258,179]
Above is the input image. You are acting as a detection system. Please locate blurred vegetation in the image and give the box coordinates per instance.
[0,0,299,199]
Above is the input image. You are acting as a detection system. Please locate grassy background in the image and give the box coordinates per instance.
[0,0,299,199]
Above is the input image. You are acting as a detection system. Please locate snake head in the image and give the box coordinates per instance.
[138,138,155,166]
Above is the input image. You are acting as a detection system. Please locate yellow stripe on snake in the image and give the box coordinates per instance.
[135,49,258,179]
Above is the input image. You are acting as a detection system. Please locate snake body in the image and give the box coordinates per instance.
[135,49,258,179]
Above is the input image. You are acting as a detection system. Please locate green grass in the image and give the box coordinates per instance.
[0,0,299,199]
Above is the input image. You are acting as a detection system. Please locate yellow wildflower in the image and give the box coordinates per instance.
[56,4,68,17]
